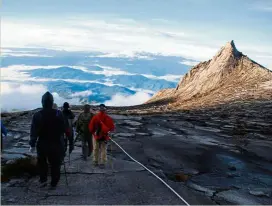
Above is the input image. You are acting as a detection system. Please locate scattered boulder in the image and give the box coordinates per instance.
[22,136,29,141]
[187,182,215,197]
[249,188,271,197]
[124,120,142,126]
[1,156,38,181]
[115,133,135,137]
[228,165,237,171]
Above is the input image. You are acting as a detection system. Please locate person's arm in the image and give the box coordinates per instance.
[107,116,115,132]
[29,113,40,148]
[58,112,66,134]
[76,114,82,133]
[89,115,96,134]
[70,111,75,119]
[1,122,7,136]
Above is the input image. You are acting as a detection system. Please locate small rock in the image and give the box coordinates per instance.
[116,133,135,137]
[227,172,240,178]
[249,188,271,197]
[6,160,16,165]
[187,182,215,197]
[7,198,15,203]
[124,120,142,126]
[174,173,190,182]
[228,165,236,171]
[14,142,24,147]
[13,135,21,140]
[22,136,29,141]
[126,127,137,130]
[137,133,149,136]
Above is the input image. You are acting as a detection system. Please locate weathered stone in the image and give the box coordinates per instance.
[115,133,135,137]
[249,188,271,197]
[21,136,29,141]
[187,182,215,197]
[124,120,142,126]
[13,134,21,140]
[215,190,270,205]
[227,172,240,178]
[228,165,237,171]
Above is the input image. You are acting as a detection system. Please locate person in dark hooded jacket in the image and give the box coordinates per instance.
[62,102,75,154]
[29,91,66,188]
[1,121,8,151]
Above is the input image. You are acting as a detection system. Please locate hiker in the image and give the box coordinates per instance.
[1,121,8,151]
[29,91,67,188]
[89,104,114,167]
[53,103,58,109]
[62,102,75,154]
[76,104,94,160]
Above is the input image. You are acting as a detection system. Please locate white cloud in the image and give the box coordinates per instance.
[1,49,53,57]
[104,92,152,106]
[1,64,180,85]
[2,17,272,67]
[1,18,218,61]
[0,82,80,112]
[142,74,182,82]
[179,60,200,66]
[70,90,92,97]
[91,52,155,60]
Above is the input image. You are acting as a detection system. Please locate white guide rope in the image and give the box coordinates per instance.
[110,138,190,206]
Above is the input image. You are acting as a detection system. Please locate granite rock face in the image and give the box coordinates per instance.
[148,41,272,109]
[1,104,272,205]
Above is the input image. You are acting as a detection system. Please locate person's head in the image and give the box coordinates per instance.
[83,104,90,113]
[63,102,70,110]
[53,103,58,109]
[99,104,107,112]
[42,91,54,109]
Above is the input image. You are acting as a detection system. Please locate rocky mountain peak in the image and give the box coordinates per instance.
[148,41,272,109]
[216,40,242,58]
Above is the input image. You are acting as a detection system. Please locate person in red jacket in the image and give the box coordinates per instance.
[89,104,114,167]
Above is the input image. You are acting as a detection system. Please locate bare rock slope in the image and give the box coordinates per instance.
[148,41,272,109]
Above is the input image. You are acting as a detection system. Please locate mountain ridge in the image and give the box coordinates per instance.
[148,41,272,109]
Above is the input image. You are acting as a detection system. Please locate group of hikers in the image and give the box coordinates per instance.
[26,91,114,189]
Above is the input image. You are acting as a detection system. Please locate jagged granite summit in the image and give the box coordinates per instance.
[148,41,272,109]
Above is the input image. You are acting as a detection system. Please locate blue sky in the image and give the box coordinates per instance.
[2,0,272,67]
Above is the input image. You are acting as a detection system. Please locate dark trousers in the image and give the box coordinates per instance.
[64,133,74,153]
[37,144,62,186]
[81,134,93,158]
[1,134,3,151]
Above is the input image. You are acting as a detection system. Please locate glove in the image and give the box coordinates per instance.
[29,147,35,153]
[65,128,71,137]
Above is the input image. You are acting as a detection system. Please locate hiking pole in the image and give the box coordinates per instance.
[62,160,69,187]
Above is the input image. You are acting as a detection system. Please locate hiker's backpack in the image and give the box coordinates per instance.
[79,113,93,137]
[38,109,64,143]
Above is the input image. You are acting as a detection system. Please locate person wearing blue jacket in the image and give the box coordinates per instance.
[1,121,8,151]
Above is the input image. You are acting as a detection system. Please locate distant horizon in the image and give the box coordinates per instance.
[2,0,272,68]
[1,0,271,111]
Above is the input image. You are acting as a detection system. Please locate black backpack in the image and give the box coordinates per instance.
[38,109,64,142]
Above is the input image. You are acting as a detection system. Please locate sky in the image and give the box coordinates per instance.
[1,0,272,68]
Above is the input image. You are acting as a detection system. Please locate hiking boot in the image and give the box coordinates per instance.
[93,161,98,167]
[39,181,47,188]
[50,182,58,189]
[99,164,105,169]
[49,185,57,190]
